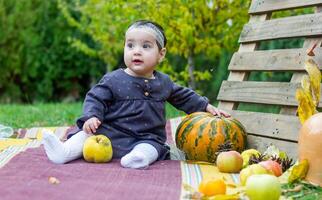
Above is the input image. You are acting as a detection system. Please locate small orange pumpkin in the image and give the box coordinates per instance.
[298,113,322,186]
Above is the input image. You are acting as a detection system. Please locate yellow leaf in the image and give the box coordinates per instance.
[183,183,203,200]
[183,183,198,193]
[296,88,316,124]
[207,194,240,200]
[304,59,321,107]
[288,159,309,183]
[301,75,311,94]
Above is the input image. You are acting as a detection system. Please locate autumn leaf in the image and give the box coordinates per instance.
[183,183,203,199]
[183,183,198,193]
[301,75,311,94]
[304,59,321,107]
[206,194,240,200]
[296,88,316,124]
[288,159,309,184]
[48,176,60,185]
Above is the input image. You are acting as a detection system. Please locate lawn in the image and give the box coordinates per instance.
[0,102,184,129]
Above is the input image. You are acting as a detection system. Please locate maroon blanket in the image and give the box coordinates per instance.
[0,147,182,200]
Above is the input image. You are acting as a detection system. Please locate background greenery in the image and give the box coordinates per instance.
[0,0,313,128]
[0,102,184,128]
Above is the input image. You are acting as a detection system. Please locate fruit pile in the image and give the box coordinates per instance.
[192,144,309,200]
[183,144,317,200]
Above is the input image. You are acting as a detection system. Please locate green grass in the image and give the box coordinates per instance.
[0,102,184,129]
[0,103,83,129]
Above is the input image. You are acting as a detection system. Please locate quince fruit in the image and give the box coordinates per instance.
[83,135,113,163]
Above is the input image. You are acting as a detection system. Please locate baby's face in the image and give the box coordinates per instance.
[124,29,165,78]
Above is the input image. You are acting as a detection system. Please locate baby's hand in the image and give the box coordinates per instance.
[83,117,101,134]
[206,104,231,117]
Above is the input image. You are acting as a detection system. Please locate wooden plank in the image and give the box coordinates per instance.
[279,7,322,115]
[279,71,315,115]
[247,135,298,160]
[239,13,322,43]
[229,48,322,71]
[229,110,300,142]
[249,0,322,14]
[280,39,322,114]
[217,81,322,107]
[218,14,270,111]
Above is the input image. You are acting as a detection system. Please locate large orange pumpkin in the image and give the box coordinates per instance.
[298,113,322,186]
[175,112,247,163]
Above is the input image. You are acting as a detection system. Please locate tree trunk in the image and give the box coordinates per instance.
[188,53,196,90]
[106,63,113,73]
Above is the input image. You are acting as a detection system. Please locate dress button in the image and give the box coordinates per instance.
[144,79,149,83]
[144,92,149,96]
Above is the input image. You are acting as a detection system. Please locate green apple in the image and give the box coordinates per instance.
[83,135,113,163]
[240,164,273,185]
[216,151,243,173]
[246,174,281,200]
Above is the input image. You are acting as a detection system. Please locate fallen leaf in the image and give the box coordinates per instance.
[207,194,241,200]
[263,144,280,158]
[48,176,60,185]
[282,184,303,193]
[288,159,309,184]
[183,183,198,193]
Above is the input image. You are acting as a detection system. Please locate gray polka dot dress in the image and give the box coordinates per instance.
[74,68,209,160]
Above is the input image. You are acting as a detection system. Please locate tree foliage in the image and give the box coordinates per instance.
[58,0,250,89]
[3,0,310,103]
[0,0,105,103]
[3,0,250,102]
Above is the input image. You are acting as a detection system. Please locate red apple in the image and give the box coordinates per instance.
[259,160,282,177]
[246,174,281,200]
[216,151,243,173]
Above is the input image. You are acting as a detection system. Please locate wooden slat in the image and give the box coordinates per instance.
[280,6,322,115]
[229,110,300,142]
[278,78,302,114]
[247,135,298,160]
[249,0,322,14]
[239,13,322,43]
[218,14,270,111]
[280,40,322,114]
[217,81,322,107]
[229,48,322,71]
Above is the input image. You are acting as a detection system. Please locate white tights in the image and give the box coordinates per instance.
[42,130,158,169]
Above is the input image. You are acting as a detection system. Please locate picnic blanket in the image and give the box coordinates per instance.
[0,118,242,200]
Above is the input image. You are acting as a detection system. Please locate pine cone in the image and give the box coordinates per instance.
[215,141,234,157]
[248,153,267,165]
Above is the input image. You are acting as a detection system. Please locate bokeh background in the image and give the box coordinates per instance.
[0,0,312,128]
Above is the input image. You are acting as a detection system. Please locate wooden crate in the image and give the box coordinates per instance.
[217,0,322,159]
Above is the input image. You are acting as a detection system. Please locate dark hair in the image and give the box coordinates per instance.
[127,20,167,49]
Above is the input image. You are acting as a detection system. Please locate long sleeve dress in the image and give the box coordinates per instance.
[74,68,209,160]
